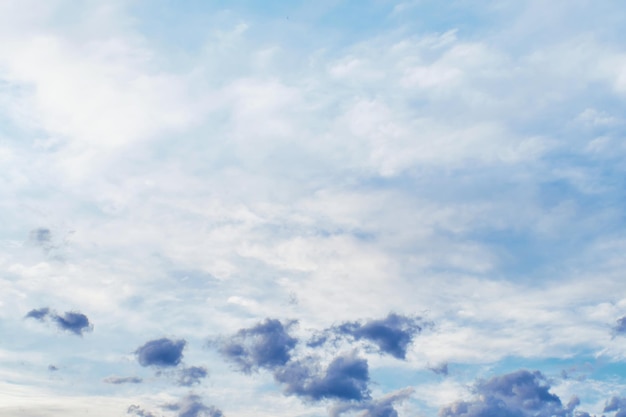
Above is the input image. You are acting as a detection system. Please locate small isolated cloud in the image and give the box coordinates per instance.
[177,366,208,386]
[214,318,297,373]
[612,316,626,336]
[48,364,58,372]
[135,338,186,367]
[164,394,224,417]
[330,387,414,417]
[25,307,93,336]
[439,370,584,417]
[275,352,371,402]
[104,376,143,384]
[330,313,426,359]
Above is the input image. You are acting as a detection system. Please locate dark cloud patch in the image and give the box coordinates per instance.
[48,364,58,372]
[330,388,414,417]
[104,376,143,384]
[605,396,626,417]
[275,352,370,402]
[439,370,583,417]
[333,313,424,360]
[164,394,224,417]
[214,318,297,373]
[613,317,626,336]
[26,308,51,320]
[52,311,92,335]
[135,338,186,367]
[25,307,93,336]
[177,366,208,386]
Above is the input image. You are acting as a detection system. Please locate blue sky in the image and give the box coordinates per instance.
[1,1,626,416]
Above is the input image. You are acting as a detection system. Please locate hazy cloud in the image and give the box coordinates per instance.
[164,394,224,417]
[104,376,143,384]
[177,366,208,386]
[135,338,186,367]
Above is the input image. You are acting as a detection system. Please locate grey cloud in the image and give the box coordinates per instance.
[25,307,93,336]
[26,308,50,320]
[128,405,160,417]
[605,396,626,417]
[439,370,583,417]
[135,338,186,367]
[177,366,208,386]
[613,317,626,336]
[275,352,370,402]
[48,364,58,372]
[330,388,414,417]
[214,318,297,373]
[164,394,223,417]
[104,376,143,384]
[331,313,426,359]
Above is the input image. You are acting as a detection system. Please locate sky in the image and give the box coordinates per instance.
[1,0,626,416]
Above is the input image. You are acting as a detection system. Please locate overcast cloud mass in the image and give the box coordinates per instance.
[2,1,626,416]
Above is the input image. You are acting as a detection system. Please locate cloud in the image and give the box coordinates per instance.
[164,394,224,417]
[25,307,93,336]
[135,338,186,367]
[613,316,626,336]
[429,363,449,376]
[439,370,583,417]
[329,388,414,417]
[177,366,208,387]
[104,376,143,384]
[325,313,426,359]
[604,396,626,417]
[275,352,371,402]
[214,318,297,372]
[128,405,160,417]
[29,227,51,245]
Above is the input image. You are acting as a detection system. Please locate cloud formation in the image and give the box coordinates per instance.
[177,366,208,386]
[329,388,414,417]
[604,396,626,417]
[439,370,583,417]
[275,352,371,402]
[164,394,224,417]
[613,316,626,336]
[25,307,93,336]
[214,318,297,372]
[135,338,186,367]
[104,376,143,384]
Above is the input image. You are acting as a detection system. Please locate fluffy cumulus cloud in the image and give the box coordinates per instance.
[25,307,93,336]
[439,370,583,417]
[135,338,186,367]
[328,313,426,359]
[214,319,298,372]
[275,352,371,402]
